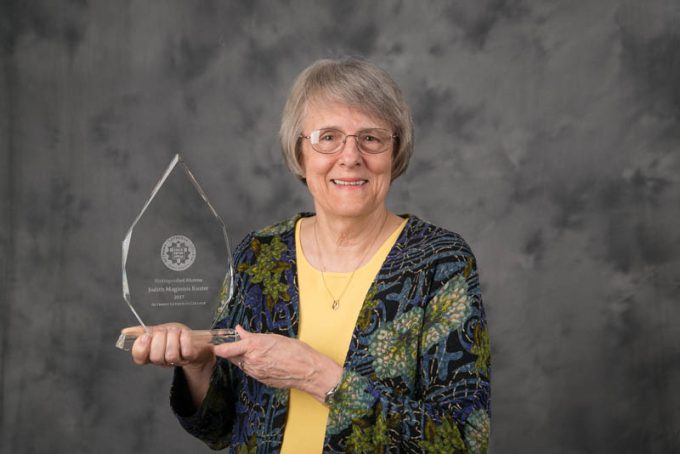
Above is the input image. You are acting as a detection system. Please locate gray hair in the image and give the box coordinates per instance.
[279,57,414,182]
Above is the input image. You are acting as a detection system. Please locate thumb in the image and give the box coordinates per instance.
[234,324,251,339]
[213,325,250,359]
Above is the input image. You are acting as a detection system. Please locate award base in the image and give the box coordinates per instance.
[115,328,240,351]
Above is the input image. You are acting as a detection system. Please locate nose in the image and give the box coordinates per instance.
[338,135,362,164]
[341,134,361,150]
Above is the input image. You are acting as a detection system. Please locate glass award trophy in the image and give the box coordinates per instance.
[116,154,239,351]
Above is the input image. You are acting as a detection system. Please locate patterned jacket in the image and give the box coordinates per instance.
[171,213,490,453]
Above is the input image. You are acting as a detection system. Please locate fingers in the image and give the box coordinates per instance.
[179,326,196,361]
[213,326,282,376]
[122,325,146,336]
[129,325,186,367]
[213,338,250,360]
[164,326,184,365]
[213,325,247,364]
[148,327,169,365]
[131,332,152,365]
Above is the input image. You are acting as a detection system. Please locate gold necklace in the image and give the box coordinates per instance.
[313,213,389,310]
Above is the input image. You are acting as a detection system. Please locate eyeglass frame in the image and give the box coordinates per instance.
[299,128,399,155]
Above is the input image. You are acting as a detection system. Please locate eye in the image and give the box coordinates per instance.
[318,130,340,142]
[361,133,383,144]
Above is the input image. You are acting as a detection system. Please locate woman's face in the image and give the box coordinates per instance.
[300,100,393,220]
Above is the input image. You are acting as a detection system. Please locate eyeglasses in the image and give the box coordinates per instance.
[300,128,398,154]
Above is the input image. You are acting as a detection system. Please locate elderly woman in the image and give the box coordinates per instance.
[128,57,490,453]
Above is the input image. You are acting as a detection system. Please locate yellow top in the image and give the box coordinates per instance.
[280,217,407,454]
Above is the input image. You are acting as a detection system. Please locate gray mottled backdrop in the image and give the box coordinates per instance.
[1,1,679,453]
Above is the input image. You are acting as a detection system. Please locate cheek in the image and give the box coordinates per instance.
[371,156,393,179]
[304,150,335,174]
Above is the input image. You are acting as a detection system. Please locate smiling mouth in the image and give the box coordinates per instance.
[332,179,368,186]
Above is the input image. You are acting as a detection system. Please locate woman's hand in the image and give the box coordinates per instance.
[122,324,214,369]
[213,325,342,403]
[121,324,217,408]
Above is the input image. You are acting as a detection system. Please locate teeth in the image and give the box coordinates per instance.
[333,180,366,186]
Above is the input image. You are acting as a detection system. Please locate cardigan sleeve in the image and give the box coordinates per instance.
[170,358,237,450]
[326,244,491,453]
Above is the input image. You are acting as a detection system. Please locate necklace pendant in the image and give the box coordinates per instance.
[332,300,340,310]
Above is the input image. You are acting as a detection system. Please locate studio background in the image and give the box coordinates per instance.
[2,1,679,452]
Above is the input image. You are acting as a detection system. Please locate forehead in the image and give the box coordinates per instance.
[303,98,389,130]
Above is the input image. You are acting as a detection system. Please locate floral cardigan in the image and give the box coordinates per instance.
[171,213,490,453]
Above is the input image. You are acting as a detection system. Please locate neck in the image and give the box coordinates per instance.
[309,208,395,272]
[317,209,387,246]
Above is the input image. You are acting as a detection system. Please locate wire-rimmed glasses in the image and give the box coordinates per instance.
[300,128,397,154]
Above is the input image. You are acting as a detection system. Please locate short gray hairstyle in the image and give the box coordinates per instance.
[279,57,414,182]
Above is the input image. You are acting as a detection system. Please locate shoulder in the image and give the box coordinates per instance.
[395,215,479,286]
[232,212,311,260]
[252,213,307,238]
[401,215,475,259]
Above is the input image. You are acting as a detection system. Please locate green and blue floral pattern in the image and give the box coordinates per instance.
[422,273,471,352]
[326,371,375,435]
[236,236,290,312]
[368,307,423,382]
[464,409,491,454]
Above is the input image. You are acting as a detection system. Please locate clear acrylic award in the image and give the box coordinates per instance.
[116,154,238,351]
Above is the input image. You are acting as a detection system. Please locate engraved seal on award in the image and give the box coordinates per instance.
[161,235,197,271]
